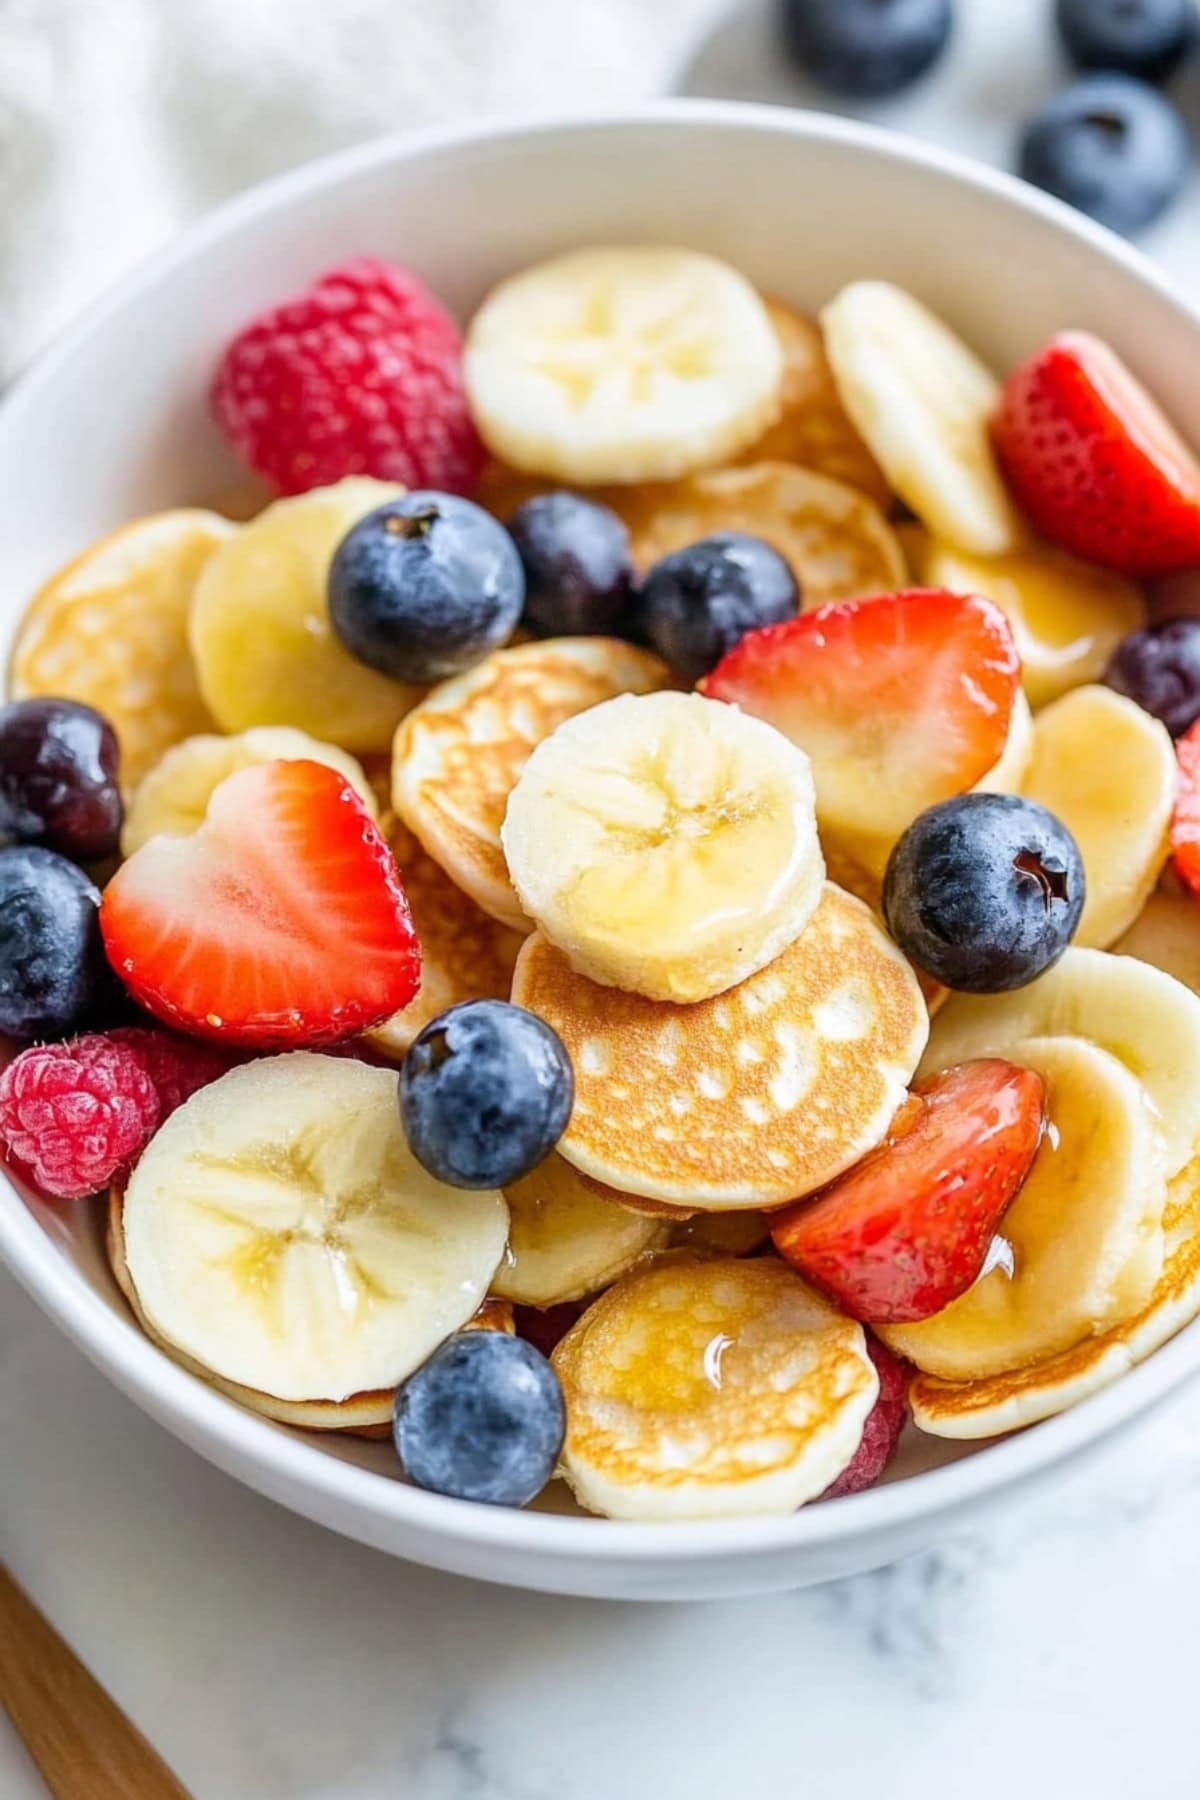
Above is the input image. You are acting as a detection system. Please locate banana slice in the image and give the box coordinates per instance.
[922,946,1200,1175]
[492,1153,667,1308]
[909,1152,1200,1437]
[502,690,824,1002]
[10,510,233,788]
[121,1054,509,1403]
[1021,685,1174,948]
[881,1035,1166,1380]
[121,726,377,857]
[553,1258,878,1520]
[190,478,424,753]
[1114,890,1200,994]
[393,637,669,930]
[973,690,1034,796]
[821,281,1022,556]
[464,246,784,486]
[921,540,1145,709]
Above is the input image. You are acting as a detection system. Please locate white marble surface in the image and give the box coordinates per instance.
[6,2,1200,1796]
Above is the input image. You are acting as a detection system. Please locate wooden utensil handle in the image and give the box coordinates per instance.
[0,1563,192,1799]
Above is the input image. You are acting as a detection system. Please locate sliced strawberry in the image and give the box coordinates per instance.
[993,331,1200,577]
[101,759,420,1049]
[1171,720,1200,896]
[771,1059,1046,1324]
[700,590,1019,847]
[821,1338,908,1501]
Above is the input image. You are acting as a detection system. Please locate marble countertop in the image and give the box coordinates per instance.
[6,2,1200,1795]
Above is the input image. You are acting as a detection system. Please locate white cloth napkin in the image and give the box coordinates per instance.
[0,0,722,377]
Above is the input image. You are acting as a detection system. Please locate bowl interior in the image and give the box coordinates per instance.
[3,104,1200,1574]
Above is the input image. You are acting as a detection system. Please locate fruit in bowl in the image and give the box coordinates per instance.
[7,177,1200,1556]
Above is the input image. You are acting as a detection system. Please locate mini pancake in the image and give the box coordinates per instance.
[512,882,928,1209]
[735,300,892,506]
[1113,890,1200,996]
[909,1153,1200,1439]
[392,637,669,929]
[552,1257,878,1520]
[10,510,233,788]
[367,821,525,1058]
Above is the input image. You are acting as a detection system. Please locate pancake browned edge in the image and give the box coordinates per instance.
[105,1189,514,1441]
[910,1153,1200,1439]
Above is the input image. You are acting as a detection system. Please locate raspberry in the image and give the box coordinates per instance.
[211,257,484,497]
[822,1338,909,1500]
[0,1037,160,1199]
[109,1027,232,1118]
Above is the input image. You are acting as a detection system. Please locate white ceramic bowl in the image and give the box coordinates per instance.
[3,101,1200,1601]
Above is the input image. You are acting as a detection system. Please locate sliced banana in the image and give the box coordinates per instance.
[1021,685,1174,948]
[10,509,233,788]
[464,246,784,485]
[553,1258,878,1520]
[922,946,1200,1175]
[973,690,1034,797]
[821,281,1022,556]
[882,1036,1166,1380]
[503,690,824,1002]
[122,726,377,857]
[922,539,1145,709]
[121,1054,509,1403]
[1114,890,1200,995]
[493,1154,667,1308]
[190,478,424,753]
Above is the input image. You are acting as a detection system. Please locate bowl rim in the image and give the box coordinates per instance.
[3,95,1199,1566]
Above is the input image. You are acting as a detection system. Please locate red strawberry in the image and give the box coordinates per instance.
[701,590,1019,845]
[211,257,484,497]
[771,1059,1046,1324]
[821,1338,909,1501]
[993,330,1200,577]
[1171,719,1200,896]
[101,759,421,1049]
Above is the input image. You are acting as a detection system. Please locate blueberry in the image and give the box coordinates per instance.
[328,492,524,684]
[1018,75,1189,235]
[779,0,953,97]
[637,534,799,682]
[0,846,109,1037]
[508,492,637,638]
[0,698,122,864]
[883,794,1085,993]
[393,1329,565,1506]
[399,1000,574,1189]
[1056,0,1196,84]
[1104,616,1200,735]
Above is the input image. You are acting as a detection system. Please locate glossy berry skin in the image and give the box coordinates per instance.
[1018,75,1189,236]
[0,699,122,863]
[0,847,109,1039]
[1172,718,1200,895]
[393,1329,565,1506]
[883,793,1085,992]
[329,492,524,684]
[1056,0,1196,84]
[400,1000,574,1189]
[1104,617,1200,738]
[637,533,799,682]
[780,0,953,96]
[507,493,636,639]
[0,1035,160,1200]
[822,1339,909,1498]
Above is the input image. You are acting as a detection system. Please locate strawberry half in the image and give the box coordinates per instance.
[771,1059,1046,1324]
[1171,719,1200,897]
[101,759,420,1048]
[701,589,1019,851]
[993,331,1200,577]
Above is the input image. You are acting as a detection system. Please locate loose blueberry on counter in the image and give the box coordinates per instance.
[328,491,524,684]
[393,1329,566,1507]
[883,794,1085,993]
[0,847,110,1038]
[1056,0,1197,84]
[400,999,574,1189]
[508,492,637,638]
[0,698,122,864]
[1018,75,1189,235]
[779,0,954,97]
[1104,617,1200,737]
[637,533,799,683]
